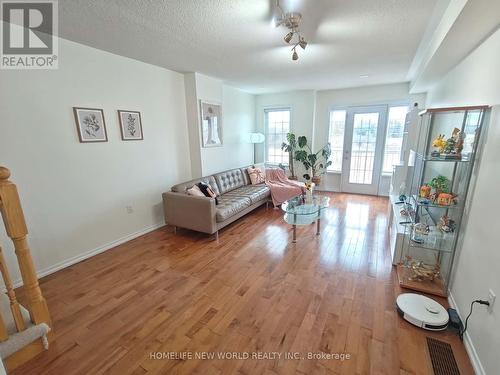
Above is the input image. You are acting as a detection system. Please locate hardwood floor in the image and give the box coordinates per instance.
[13,193,473,374]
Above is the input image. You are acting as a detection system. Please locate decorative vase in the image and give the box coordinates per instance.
[306,190,313,204]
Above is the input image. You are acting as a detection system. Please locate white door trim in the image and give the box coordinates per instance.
[341,105,388,195]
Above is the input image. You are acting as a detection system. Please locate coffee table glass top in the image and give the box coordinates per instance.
[281,195,330,216]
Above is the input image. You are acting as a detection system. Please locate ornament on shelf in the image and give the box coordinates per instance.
[419,184,431,199]
[432,134,446,156]
[304,181,314,204]
[437,215,456,233]
[432,128,464,159]
[405,255,441,282]
[436,192,457,206]
[414,223,430,235]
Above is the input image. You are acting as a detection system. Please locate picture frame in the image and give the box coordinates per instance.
[200,101,222,148]
[118,110,143,141]
[73,107,108,143]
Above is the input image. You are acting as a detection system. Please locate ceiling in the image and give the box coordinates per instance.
[59,0,439,94]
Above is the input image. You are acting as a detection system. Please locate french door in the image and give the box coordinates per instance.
[341,106,387,195]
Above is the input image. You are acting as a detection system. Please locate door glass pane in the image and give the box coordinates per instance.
[349,113,379,184]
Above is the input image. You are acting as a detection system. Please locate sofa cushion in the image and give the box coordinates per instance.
[186,184,205,197]
[216,195,252,222]
[223,184,270,204]
[247,167,265,184]
[171,175,220,196]
[214,168,247,194]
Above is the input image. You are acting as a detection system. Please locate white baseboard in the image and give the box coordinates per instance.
[448,292,485,375]
[13,222,165,288]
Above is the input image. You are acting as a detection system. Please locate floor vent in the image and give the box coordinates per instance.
[426,337,460,375]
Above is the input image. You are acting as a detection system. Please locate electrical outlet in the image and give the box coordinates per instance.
[126,206,133,214]
[488,289,496,313]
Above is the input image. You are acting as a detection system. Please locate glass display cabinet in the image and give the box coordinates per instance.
[397,106,489,296]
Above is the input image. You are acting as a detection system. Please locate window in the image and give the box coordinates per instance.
[463,110,483,155]
[382,106,408,174]
[264,109,290,165]
[327,110,346,172]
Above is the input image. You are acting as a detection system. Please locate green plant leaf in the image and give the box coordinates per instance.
[295,150,307,161]
[298,136,307,148]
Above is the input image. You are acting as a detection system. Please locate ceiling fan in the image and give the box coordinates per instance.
[271,0,308,61]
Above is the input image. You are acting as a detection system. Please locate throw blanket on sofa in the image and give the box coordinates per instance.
[265,168,305,207]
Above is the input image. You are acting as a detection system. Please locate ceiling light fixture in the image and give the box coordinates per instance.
[273,0,308,61]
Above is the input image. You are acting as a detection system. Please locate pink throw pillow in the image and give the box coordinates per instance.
[247,167,265,184]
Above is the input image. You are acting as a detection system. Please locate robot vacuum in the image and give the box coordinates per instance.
[396,293,449,331]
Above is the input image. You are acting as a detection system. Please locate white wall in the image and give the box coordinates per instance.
[184,73,255,177]
[0,37,192,282]
[254,84,425,193]
[425,29,500,375]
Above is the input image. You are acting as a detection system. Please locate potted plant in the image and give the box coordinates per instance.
[280,132,298,180]
[294,136,332,184]
[428,175,450,195]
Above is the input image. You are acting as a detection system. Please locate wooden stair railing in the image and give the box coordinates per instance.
[0,166,52,370]
[0,245,26,333]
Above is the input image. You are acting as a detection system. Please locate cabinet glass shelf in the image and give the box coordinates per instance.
[421,155,471,162]
[412,195,462,209]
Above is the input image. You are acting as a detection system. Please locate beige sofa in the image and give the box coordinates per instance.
[162,167,270,239]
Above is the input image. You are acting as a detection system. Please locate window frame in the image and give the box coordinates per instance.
[381,104,410,175]
[264,107,292,166]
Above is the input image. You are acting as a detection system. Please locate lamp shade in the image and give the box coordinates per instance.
[249,133,265,144]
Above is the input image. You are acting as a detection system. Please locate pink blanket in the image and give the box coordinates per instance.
[265,168,305,207]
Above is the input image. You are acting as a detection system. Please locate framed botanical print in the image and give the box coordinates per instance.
[200,101,222,147]
[73,107,108,143]
[118,110,143,140]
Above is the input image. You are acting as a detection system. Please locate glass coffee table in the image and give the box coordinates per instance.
[281,195,330,243]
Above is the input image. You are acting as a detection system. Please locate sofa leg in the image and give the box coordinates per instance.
[173,226,177,234]
[214,231,219,241]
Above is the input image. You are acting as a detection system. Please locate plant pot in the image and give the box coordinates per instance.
[288,176,298,180]
[311,176,321,185]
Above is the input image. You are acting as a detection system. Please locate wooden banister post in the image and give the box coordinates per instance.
[0,167,51,326]
[0,246,26,332]
[0,313,8,342]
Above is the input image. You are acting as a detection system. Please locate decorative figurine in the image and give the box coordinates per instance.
[305,182,314,203]
[437,215,456,233]
[432,134,446,154]
[428,175,450,196]
[414,223,430,235]
[443,136,456,156]
[454,131,465,156]
[436,192,457,206]
[405,255,441,282]
[419,184,431,199]
[432,129,464,159]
